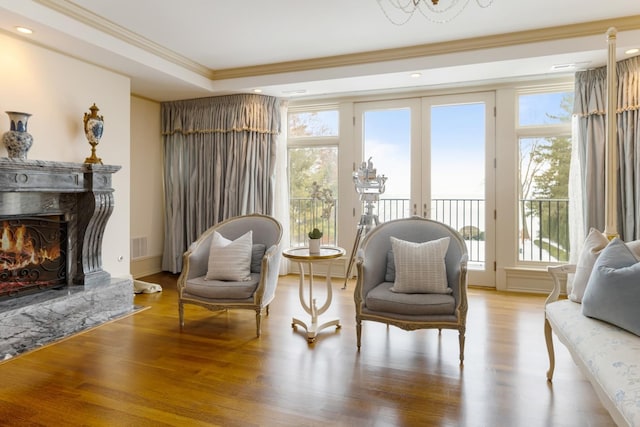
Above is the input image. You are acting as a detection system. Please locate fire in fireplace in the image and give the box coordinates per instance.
[0,216,67,300]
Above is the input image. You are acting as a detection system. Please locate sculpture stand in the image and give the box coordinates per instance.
[342,158,386,289]
[342,199,379,289]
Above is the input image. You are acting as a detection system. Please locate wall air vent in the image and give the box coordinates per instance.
[131,236,148,259]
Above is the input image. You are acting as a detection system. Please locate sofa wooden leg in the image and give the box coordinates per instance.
[544,317,555,381]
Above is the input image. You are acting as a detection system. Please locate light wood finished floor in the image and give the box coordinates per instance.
[0,273,614,426]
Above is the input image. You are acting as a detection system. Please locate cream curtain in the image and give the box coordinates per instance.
[161,94,281,273]
[573,55,640,241]
[274,100,291,274]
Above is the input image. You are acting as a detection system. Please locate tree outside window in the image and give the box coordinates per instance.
[518,91,573,262]
[287,110,339,247]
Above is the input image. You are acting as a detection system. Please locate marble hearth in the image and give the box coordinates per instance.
[0,158,134,359]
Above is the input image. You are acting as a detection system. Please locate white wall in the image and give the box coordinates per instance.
[0,32,131,279]
[130,96,164,277]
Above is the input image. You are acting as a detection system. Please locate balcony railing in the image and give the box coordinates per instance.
[289,197,570,263]
[431,198,485,263]
[289,198,338,247]
[519,198,570,262]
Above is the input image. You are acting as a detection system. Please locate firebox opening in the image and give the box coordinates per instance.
[0,215,67,300]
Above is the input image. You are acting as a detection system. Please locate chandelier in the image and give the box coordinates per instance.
[377,0,494,25]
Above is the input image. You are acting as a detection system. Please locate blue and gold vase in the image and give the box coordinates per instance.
[2,111,33,159]
[83,103,104,164]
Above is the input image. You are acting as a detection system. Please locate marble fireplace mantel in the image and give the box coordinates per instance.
[0,158,134,360]
[0,157,121,288]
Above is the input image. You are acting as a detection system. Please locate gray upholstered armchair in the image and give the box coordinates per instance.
[177,214,283,337]
[354,216,468,363]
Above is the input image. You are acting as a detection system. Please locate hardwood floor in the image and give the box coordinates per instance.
[0,273,614,426]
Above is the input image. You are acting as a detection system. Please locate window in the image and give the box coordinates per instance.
[287,108,339,247]
[517,89,573,262]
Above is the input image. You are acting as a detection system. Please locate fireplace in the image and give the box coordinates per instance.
[0,158,122,291]
[0,158,134,359]
[0,215,67,299]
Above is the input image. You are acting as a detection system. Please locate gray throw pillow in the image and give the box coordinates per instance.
[582,238,640,337]
[385,250,395,282]
[251,244,266,273]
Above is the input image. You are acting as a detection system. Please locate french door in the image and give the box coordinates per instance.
[354,92,496,286]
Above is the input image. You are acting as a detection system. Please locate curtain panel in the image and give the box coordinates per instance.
[161,94,281,273]
[573,55,640,241]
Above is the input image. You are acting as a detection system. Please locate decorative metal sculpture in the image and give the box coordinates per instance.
[343,157,387,288]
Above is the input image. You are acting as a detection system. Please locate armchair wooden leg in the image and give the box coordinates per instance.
[459,328,466,365]
[356,320,362,350]
[179,302,184,329]
[256,308,263,338]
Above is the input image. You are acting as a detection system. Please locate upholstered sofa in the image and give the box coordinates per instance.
[545,260,640,427]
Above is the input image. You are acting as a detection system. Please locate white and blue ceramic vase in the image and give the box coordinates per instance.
[2,111,33,159]
[83,103,104,164]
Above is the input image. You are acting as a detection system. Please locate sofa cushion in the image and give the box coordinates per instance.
[582,238,640,336]
[366,282,455,315]
[546,299,640,426]
[185,273,260,299]
[205,230,253,281]
[390,236,451,294]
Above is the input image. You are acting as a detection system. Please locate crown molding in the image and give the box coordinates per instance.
[34,0,213,78]
[33,1,640,83]
[212,15,640,80]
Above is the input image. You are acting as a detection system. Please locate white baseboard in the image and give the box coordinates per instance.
[131,255,163,278]
[503,267,566,294]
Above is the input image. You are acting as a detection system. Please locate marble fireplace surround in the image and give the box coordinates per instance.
[0,158,134,359]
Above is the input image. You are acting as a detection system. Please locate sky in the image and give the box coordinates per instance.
[362,91,571,201]
[364,103,485,200]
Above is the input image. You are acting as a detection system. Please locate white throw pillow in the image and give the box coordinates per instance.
[390,236,451,294]
[205,230,253,281]
[569,228,608,303]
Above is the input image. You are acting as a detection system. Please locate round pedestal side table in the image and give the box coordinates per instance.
[283,246,346,343]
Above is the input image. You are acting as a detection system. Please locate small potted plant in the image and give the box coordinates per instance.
[308,182,334,254]
[308,227,323,254]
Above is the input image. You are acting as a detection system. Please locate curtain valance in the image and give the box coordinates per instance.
[574,56,640,117]
[573,54,640,241]
[161,94,281,136]
[161,93,282,273]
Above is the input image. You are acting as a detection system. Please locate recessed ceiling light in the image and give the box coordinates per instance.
[253,89,263,93]
[410,72,422,78]
[16,26,33,34]
[626,48,639,55]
